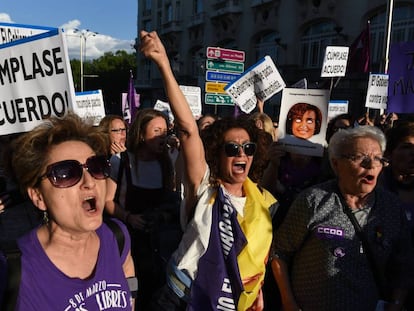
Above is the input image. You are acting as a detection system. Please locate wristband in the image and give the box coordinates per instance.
[127,276,138,298]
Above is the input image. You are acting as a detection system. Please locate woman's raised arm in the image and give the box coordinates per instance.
[139,30,207,205]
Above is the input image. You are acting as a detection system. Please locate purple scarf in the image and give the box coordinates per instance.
[188,187,247,311]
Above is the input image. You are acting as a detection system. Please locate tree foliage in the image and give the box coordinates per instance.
[70,50,137,115]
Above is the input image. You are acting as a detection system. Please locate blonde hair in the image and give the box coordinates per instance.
[249,112,276,141]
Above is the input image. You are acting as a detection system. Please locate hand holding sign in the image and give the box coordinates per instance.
[224,55,286,113]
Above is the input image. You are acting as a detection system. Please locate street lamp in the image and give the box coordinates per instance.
[73,29,98,91]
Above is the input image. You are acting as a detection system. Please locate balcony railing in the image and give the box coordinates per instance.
[211,0,242,17]
[250,0,274,8]
[160,20,183,34]
[187,12,206,27]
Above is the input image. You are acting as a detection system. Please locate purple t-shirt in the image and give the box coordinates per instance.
[15,219,132,311]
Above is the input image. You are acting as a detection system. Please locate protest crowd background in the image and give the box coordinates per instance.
[2,2,414,310]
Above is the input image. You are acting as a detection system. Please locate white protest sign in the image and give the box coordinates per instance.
[321,46,349,77]
[0,26,76,135]
[365,73,388,110]
[225,55,286,113]
[0,22,51,45]
[278,88,330,157]
[328,100,349,121]
[179,85,202,117]
[154,100,174,124]
[74,90,106,125]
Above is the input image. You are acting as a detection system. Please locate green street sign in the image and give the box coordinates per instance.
[205,94,234,106]
[205,59,244,73]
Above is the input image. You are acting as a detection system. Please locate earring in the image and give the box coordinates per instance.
[43,210,49,224]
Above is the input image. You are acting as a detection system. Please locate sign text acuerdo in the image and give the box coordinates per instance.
[320,46,349,78]
[0,47,69,124]
[0,26,75,136]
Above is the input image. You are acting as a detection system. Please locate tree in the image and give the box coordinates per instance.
[70,50,137,115]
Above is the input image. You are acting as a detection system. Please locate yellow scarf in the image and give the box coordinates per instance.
[236,178,276,310]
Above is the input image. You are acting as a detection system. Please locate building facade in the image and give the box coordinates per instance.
[135,0,414,118]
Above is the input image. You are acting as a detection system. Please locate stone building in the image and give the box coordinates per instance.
[135,0,414,119]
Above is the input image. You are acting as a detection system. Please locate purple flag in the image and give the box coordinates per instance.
[233,104,240,118]
[124,70,139,124]
[387,41,414,113]
[348,22,371,74]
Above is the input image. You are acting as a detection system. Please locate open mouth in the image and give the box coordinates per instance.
[83,196,97,212]
[233,162,246,173]
[361,174,375,184]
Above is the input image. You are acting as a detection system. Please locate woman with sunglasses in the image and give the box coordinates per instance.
[140,30,277,311]
[8,113,136,310]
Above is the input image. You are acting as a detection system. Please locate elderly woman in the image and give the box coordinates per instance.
[286,103,322,140]
[140,30,277,311]
[272,125,414,311]
[5,113,135,310]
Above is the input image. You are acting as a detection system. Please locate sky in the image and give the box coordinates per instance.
[0,0,138,59]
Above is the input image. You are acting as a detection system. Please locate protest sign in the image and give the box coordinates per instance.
[154,85,201,123]
[278,88,329,157]
[0,22,50,45]
[74,90,106,125]
[154,100,174,124]
[0,23,75,135]
[328,100,349,121]
[225,55,285,113]
[320,46,349,78]
[387,41,414,113]
[179,85,202,117]
[365,73,388,110]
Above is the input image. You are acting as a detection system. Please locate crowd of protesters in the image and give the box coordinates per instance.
[1,29,414,311]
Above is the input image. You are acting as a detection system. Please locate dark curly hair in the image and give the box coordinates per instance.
[200,116,270,185]
[286,103,322,135]
[385,121,414,155]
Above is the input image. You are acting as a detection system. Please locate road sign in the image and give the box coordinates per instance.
[206,71,240,83]
[207,47,245,62]
[206,59,244,73]
[205,94,234,106]
[205,82,227,94]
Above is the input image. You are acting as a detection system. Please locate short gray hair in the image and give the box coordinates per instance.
[328,125,386,167]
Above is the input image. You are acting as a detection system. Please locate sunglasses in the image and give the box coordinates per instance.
[223,142,256,157]
[39,155,111,188]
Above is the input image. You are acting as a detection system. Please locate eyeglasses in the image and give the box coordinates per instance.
[223,142,256,157]
[341,154,389,168]
[39,155,111,188]
[111,128,127,134]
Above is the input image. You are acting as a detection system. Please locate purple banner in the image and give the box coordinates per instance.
[388,41,414,113]
[188,188,246,311]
